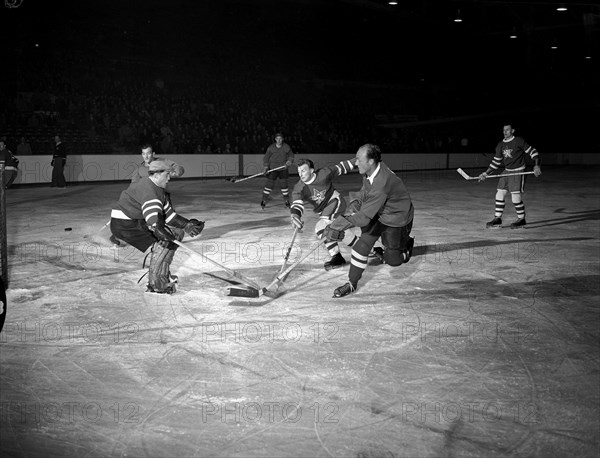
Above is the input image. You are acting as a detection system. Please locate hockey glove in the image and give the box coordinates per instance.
[478,172,488,181]
[51,159,55,167]
[291,214,303,230]
[153,224,176,243]
[263,166,269,176]
[323,226,345,242]
[184,219,204,237]
[285,160,292,167]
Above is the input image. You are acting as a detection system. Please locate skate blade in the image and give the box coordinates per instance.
[324,264,346,271]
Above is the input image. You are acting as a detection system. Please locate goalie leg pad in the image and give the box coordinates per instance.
[147,242,177,294]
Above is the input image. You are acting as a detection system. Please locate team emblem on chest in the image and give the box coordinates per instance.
[310,188,327,204]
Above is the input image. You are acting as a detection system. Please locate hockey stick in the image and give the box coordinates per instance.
[174,240,262,292]
[457,168,535,181]
[229,239,325,298]
[226,165,287,183]
[278,226,301,281]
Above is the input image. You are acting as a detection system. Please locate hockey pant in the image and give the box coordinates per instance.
[263,169,290,200]
[314,197,357,256]
[348,220,413,285]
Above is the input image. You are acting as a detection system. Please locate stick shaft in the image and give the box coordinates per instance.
[174,240,261,290]
[491,171,535,177]
[261,239,324,295]
[232,165,286,183]
[278,227,300,276]
[457,168,535,180]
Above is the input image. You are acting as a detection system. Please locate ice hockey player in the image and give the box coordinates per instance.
[290,157,358,270]
[110,143,185,246]
[0,141,19,189]
[323,144,415,298]
[260,133,294,208]
[109,160,204,294]
[131,143,185,184]
[478,124,542,228]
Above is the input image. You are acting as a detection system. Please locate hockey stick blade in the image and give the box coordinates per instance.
[456,168,477,180]
[227,286,260,298]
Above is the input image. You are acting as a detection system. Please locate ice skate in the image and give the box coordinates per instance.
[486,217,502,228]
[510,218,526,229]
[333,282,356,298]
[371,247,385,263]
[324,253,346,271]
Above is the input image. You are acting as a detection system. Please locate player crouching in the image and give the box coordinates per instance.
[110,160,204,294]
[323,144,415,298]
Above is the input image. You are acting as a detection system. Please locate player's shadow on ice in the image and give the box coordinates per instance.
[522,209,600,229]
[413,236,595,259]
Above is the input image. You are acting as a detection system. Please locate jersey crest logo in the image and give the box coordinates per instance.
[502,148,513,158]
[310,188,327,204]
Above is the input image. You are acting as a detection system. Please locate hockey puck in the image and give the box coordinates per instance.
[65,227,72,231]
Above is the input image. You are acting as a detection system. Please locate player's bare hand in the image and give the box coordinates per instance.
[478,172,488,182]
[533,165,542,177]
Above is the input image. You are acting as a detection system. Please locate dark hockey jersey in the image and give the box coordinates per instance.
[490,136,539,172]
[112,177,177,227]
[131,158,184,184]
[290,159,355,216]
[263,143,294,168]
[346,162,414,228]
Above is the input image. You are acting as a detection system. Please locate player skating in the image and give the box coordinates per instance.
[260,133,294,208]
[478,124,542,228]
[289,157,358,271]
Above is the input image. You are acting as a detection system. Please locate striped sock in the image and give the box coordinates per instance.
[514,201,525,219]
[494,199,505,218]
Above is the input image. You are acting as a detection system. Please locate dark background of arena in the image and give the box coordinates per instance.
[1,0,598,157]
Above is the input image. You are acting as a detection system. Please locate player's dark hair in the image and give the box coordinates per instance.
[296,158,314,169]
[362,144,382,163]
[141,142,153,150]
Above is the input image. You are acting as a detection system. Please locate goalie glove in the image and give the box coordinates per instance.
[153,223,176,243]
[184,219,204,237]
[291,214,303,230]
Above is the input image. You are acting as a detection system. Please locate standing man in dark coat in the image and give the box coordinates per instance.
[51,135,67,188]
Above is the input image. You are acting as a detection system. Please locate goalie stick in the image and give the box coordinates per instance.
[174,240,262,292]
[456,168,535,181]
[226,165,287,183]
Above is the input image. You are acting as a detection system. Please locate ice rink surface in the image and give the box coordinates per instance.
[1,165,599,457]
